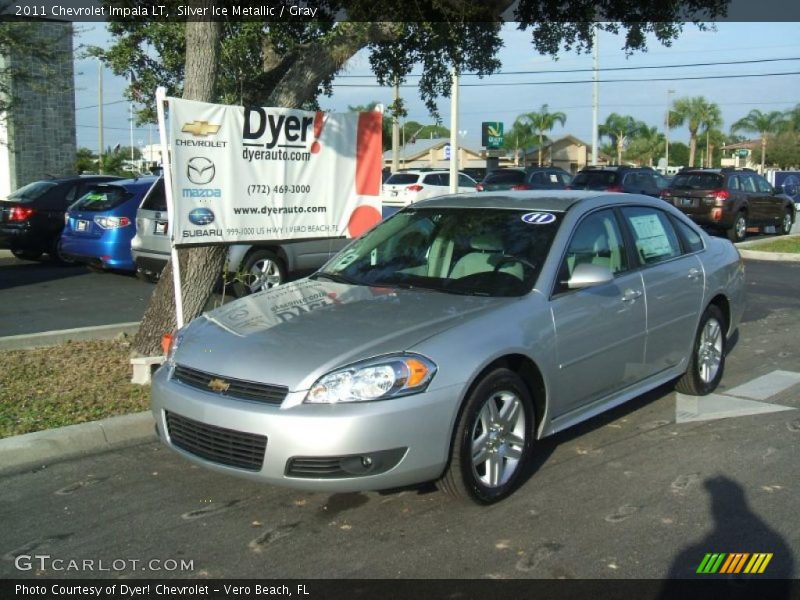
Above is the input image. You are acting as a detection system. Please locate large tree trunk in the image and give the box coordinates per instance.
[688,135,697,168]
[133,13,224,357]
[760,137,767,174]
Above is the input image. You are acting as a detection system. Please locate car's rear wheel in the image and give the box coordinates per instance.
[726,211,747,243]
[231,249,286,297]
[49,237,75,265]
[675,304,727,396]
[438,368,534,504]
[11,248,42,261]
[779,209,793,235]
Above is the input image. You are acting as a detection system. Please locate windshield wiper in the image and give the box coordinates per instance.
[312,271,363,286]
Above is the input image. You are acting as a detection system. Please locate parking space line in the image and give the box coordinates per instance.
[724,370,800,401]
[676,393,795,424]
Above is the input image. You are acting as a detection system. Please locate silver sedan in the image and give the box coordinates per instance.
[152,191,745,504]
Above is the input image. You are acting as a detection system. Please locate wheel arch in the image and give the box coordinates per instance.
[444,353,549,468]
[707,293,731,336]
[240,244,292,272]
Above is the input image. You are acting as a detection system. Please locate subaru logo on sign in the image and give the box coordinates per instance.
[521,212,556,225]
[187,157,215,185]
[188,207,215,226]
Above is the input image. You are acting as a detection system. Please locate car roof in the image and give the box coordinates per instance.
[30,175,122,185]
[413,190,616,212]
[93,176,159,192]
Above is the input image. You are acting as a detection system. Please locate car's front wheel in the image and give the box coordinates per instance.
[231,249,286,297]
[779,209,793,235]
[675,304,727,396]
[438,368,534,504]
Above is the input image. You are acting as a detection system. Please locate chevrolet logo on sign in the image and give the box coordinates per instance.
[207,378,231,392]
[182,121,221,137]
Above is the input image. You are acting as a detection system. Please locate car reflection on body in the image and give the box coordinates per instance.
[152,191,745,504]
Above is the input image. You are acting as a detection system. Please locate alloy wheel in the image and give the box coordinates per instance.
[697,317,723,384]
[470,390,527,488]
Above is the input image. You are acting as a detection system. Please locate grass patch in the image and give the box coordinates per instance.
[0,338,150,439]
[749,237,800,254]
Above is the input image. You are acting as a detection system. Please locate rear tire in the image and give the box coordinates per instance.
[49,237,75,265]
[11,249,42,261]
[726,211,747,243]
[231,249,286,297]
[437,368,535,504]
[675,304,727,396]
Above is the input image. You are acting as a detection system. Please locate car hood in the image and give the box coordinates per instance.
[175,278,511,391]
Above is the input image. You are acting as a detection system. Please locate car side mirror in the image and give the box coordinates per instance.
[567,263,614,289]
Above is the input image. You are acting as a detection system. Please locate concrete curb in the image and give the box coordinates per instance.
[736,234,800,263]
[0,322,141,351]
[0,411,156,476]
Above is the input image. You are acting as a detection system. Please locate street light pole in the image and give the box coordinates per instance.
[665,89,675,171]
[591,26,599,166]
[97,59,104,174]
[449,66,459,194]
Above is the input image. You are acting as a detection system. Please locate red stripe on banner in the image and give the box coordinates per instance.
[356,112,382,196]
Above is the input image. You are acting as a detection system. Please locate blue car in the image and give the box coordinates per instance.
[61,176,159,272]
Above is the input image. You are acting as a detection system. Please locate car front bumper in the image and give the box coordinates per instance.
[151,364,461,492]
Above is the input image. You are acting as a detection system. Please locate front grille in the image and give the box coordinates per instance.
[173,364,288,405]
[166,411,266,471]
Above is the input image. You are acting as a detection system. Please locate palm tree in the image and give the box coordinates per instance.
[626,126,665,167]
[515,104,567,166]
[782,103,800,133]
[732,109,788,173]
[599,113,646,165]
[702,128,726,168]
[503,119,537,166]
[669,96,722,168]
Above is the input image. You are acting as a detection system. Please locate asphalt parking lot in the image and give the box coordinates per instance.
[0,259,798,580]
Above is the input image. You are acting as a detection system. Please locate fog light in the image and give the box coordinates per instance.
[361,456,373,467]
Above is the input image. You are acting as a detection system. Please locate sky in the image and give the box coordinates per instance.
[72,21,800,153]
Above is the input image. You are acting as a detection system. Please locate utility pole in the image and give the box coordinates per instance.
[129,74,135,168]
[449,66,459,194]
[591,26,599,166]
[665,89,675,171]
[391,78,399,173]
[98,59,104,174]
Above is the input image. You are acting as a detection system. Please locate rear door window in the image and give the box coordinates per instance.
[385,174,420,186]
[423,173,447,187]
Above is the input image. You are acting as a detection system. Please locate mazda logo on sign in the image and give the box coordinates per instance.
[187,157,215,185]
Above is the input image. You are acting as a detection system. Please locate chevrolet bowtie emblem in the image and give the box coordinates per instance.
[208,378,230,392]
[182,121,221,137]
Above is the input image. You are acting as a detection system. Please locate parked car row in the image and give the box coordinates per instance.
[2,175,348,297]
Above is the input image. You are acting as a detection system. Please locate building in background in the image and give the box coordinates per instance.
[0,20,76,197]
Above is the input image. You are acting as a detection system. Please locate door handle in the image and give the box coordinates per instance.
[688,268,701,280]
[622,289,643,302]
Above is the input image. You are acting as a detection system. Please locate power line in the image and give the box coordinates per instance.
[334,71,800,88]
[336,56,800,78]
[75,99,128,111]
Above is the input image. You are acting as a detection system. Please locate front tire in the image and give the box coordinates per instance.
[231,249,286,297]
[675,304,727,396]
[438,368,535,504]
[779,209,793,235]
[726,211,747,243]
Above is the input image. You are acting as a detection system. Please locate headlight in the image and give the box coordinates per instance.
[162,329,185,365]
[305,354,437,404]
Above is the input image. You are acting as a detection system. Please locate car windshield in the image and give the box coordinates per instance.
[317,207,562,297]
[7,181,58,203]
[671,173,724,190]
[70,185,132,212]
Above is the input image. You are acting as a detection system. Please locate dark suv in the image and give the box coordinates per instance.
[661,168,796,242]
[477,167,572,192]
[568,166,664,197]
[0,175,121,262]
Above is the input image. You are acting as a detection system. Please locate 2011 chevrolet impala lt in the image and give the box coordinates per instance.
[152,192,745,504]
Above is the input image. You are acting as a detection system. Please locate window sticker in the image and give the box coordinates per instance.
[629,214,673,258]
[521,212,556,225]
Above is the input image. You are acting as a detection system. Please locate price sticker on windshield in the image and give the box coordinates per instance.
[521,212,556,225]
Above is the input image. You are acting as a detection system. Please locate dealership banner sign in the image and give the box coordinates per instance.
[166,97,383,246]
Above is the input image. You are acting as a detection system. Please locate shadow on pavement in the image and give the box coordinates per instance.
[0,259,89,291]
